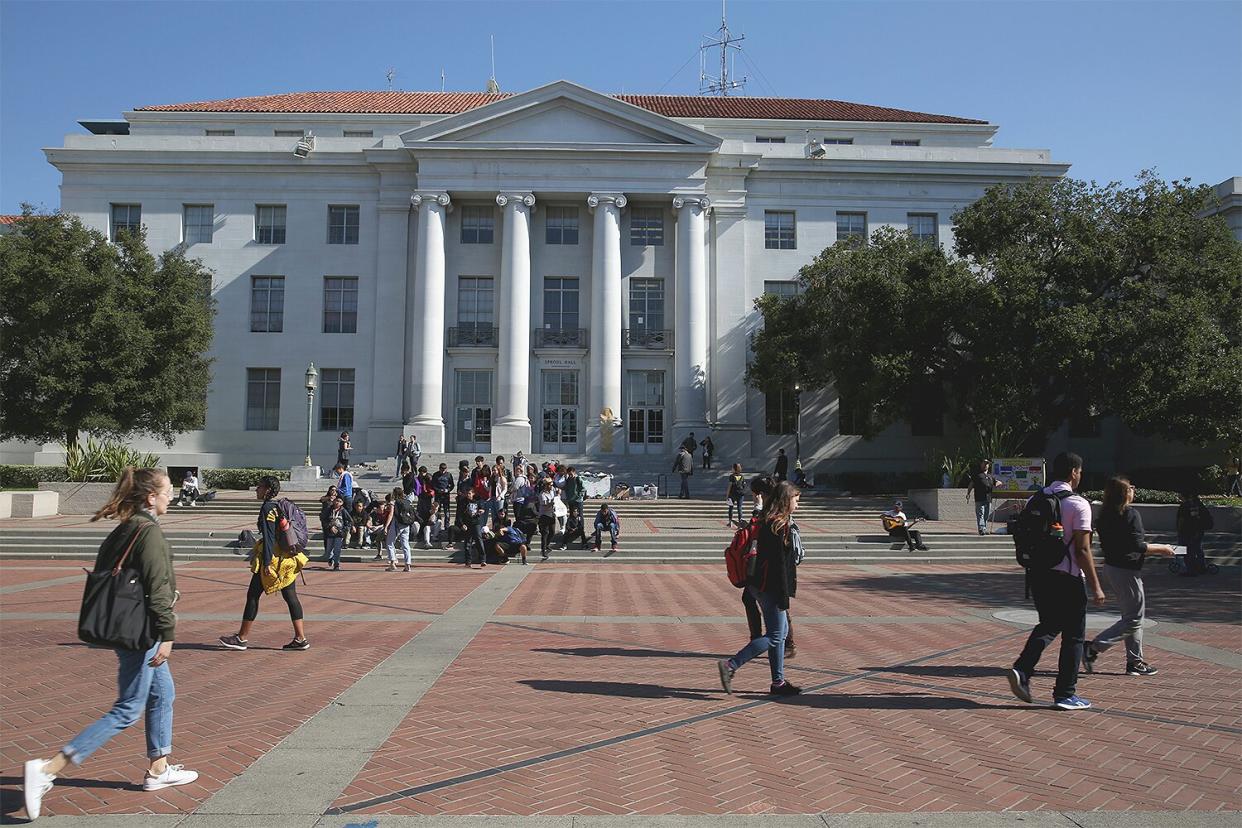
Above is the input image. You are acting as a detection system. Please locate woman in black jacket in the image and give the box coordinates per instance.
[24,468,198,820]
[717,481,803,696]
[1084,476,1175,677]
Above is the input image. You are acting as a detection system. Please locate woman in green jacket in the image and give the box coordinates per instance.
[24,468,197,821]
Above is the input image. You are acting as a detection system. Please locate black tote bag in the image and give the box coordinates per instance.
[77,524,155,651]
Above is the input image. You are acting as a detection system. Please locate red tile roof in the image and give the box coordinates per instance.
[0,215,23,225]
[135,91,986,124]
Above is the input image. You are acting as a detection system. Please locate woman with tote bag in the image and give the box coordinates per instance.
[23,467,197,821]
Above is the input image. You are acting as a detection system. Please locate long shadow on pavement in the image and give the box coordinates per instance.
[533,646,720,659]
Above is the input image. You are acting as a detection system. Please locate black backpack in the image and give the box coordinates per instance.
[1010,489,1073,573]
[395,498,418,526]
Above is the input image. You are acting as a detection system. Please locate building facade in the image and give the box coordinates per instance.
[19,81,1073,469]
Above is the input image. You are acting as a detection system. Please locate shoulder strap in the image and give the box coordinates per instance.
[111,523,149,575]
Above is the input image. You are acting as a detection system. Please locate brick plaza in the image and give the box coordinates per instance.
[1,550,1239,825]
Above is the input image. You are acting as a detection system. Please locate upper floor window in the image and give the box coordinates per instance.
[245,368,280,431]
[543,277,580,330]
[110,204,141,241]
[629,207,664,246]
[460,206,494,244]
[823,137,853,145]
[908,213,938,245]
[764,210,796,250]
[457,276,495,330]
[763,280,802,299]
[327,205,360,245]
[319,369,355,431]
[545,206,579,245]
[205,129,235,136]
[255,205,286,245]
[891,139,921,147]
[183,204,214,245]
[765,389,797,435]
[629,278,664,332]
[323,277,358,334]
[836,211,867,247]
[755,136,786,144]
[250,276,284,333]
[274,129,305,137]
[342,130,373,138]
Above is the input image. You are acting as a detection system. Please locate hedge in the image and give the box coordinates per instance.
[201,468,291,490]
[1081,488,1183,505]
[0,465,70,488]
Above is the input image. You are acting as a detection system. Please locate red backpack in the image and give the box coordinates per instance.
[724,517,760,588]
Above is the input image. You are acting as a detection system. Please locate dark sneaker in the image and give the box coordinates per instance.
[915,544,930,551]
[1007,668,1032,703]
[282,638,310,651]
[717,659,735,695]
[769,681,802,696]
[218,634,248,651]
[1127,660,1158,676]
[1082,644,1099,674]
[1053,694,1092,710]
[784,643,797,661]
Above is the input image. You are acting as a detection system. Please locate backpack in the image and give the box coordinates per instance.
[1009,489,1073,572]
[396,498,418,526]
[724,518,760,588]
[276,498,309,552]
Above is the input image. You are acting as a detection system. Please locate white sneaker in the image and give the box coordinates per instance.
[143,763,199,791]
[24,759,55,819]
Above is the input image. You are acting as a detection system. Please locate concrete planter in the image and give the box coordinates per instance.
[10,490,59,517]
[906,488,975,522]
[1091,502,1241,535]
[38,481,117,515]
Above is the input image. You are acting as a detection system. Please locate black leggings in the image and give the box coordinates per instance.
[538,515,556,556]
[243,572,304,622]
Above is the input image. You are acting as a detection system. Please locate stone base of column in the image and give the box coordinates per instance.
[404,420,445,453]
[490,421,532,456]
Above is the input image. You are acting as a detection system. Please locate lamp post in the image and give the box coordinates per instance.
[304,362,318,467]
[793,382,802,464]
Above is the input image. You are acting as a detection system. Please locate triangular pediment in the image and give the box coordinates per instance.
[401,80,721,152]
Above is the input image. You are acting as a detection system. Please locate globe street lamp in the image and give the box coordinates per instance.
[793,382,803,464]
[304,362,318,467]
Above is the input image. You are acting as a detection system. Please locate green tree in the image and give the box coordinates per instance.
[748,173,1242,450]
[0,208,216,447]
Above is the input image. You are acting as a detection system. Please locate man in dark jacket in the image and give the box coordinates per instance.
[431,463,455,535]
[773,448,789,481]
[673,447,694,498]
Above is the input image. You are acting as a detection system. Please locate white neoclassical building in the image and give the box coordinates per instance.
[17,80,1073,469]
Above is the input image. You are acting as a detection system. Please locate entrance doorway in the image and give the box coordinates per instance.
[626,370,665,454]
[541,370,579,451]
[453,370,493,453]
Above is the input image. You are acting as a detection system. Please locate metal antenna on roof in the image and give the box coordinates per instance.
[385,67,396,91]
[441,68,446,93]
[485,35,501,93]
[699,0,747,96]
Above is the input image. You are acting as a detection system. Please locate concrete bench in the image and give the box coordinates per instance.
[10,490,59,518]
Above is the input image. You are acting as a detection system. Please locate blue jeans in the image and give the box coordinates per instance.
[729,587,787,685]
[974,500,990,534]
[591,525,619,548]
[326,535,344,567]
[64,639,174,763]
[727,496,744,525]
[386,522,411,564]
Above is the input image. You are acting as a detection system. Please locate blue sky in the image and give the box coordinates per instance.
[2,0,1239,214]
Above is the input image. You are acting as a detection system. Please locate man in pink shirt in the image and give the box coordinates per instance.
[1007,452,1106,710]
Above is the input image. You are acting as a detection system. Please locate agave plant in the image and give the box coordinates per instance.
[63,437,161,482]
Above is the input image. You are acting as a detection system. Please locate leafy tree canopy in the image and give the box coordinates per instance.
[747,173,1242,450]
[0,208,216,447]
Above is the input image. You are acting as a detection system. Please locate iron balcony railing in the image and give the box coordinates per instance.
[533,327,588,348]
[623,328,674,349]
[446,326,498,347]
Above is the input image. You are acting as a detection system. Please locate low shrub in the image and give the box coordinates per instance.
[0,465,70,488]
[203,468,290,490]
[1081,488,1182,505]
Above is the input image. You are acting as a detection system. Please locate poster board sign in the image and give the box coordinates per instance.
[991,458,1046,497]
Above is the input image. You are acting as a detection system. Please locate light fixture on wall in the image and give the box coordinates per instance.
[293,132,316,158]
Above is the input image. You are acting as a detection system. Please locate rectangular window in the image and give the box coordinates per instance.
[319,369,355,431]
[457,276,495,330]
[629,206,664,246]
[274,129,305,137]
[327,205,360,245]
[629,278,665,332]
[545,206,579,245]
[764,210,796,250]
[823,137,853,145]
[323,277,359,333]
[250,276,285,333]
[460,205,494,244]
[765,389,797,435]
[343,130,373,138]
[245,368,280,431]
[836,211,867,247]
[908,213,938,245]
[838,396,868,436]
[110,204,141,241]
[183,204,214,245]
[543,277,580,330]
[255,205,287,244]
[891,139,921,147]
[543,370,580,406]
[909,385,944,437]
[763,280,801,299]
[205,129,235,136]
[755,136,786,144]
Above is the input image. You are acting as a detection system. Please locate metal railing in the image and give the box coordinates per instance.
[623,328,673,349]
[533,327,587,348]
[446,326,498,347]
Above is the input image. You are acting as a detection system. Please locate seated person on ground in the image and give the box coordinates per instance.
[882,500,929,551]
[491,518,529,565]
[592,503,621,552]
[179,470,201,506]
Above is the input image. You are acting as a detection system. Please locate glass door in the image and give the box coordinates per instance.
[541,370,579,451]
[454,370,493,452]
[626,370,665,454]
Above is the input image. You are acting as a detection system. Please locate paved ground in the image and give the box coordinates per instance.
[1,551,1239,826]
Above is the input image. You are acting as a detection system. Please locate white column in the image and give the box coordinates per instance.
[493,191,535,454]
[586,192,626,455]
[673,195,711,442]
[408,191,451,451]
